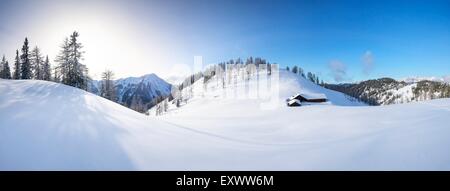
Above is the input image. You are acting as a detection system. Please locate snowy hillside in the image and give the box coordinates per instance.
[325,78,450,105]
[1,79,450,170]
[279,71,366,106]
[380,83,417,104]
[149,70,365,115]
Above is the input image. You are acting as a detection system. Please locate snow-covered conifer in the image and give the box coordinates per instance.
[13,50,20,79]
[42,56,51,81]
[55,32,89,90]
[20,38,32,79]
[30,46,44,80]
[0,55,12,79]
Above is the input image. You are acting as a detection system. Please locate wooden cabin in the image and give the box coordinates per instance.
[297,93,327,103]
[287,99,301,107]
[287,93,327,106]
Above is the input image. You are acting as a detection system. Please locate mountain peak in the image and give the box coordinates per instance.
[89,73,172,113]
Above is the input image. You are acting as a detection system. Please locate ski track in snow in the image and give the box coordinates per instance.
[159,119,372,147]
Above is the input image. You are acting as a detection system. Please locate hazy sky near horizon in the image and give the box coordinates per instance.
[0,0,449,82]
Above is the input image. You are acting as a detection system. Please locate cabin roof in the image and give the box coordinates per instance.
[289,93,327,100]
[288,99,301,105]
[287,99,301,106]
[288,93,301,100]
[299,93,327,100]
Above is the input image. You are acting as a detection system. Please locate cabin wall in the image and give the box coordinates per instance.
[305,99,327,103]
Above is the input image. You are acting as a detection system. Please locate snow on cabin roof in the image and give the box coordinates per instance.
[299,93,327,100]
[289,93,327,101]
[288,99,300,104]
[288,93,301,100]
[287,99,301,105]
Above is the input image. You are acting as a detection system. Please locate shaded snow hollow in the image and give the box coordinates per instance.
[1,74,450,170]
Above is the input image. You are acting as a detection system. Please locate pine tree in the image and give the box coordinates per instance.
[0,56,4,77]
[164,99,168,112]
[130,94,144,112]
[299,67,305,77]
[286,66,290,71]
[100,69,117,101]
[30,46,44,80]
[53,66,60,82]
[292,66,298,74]
[55,32,88,90]
[171,85,182,107]
[176,98,181,107]
[13,50,21,79]
[69,31,88,90]
[307,72,313,82]
[42,55,51,81]
[20,38,32,79]
[4,61,11,79]
[246,57,253,65]
[55,37,70,83]
[0,55,12,79]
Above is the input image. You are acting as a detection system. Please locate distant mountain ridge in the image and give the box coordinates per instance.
[401,76,450,84]
[89,73,172,112]
[325,78,450,105]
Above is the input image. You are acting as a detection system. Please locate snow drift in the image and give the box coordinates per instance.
[1,76,450,170]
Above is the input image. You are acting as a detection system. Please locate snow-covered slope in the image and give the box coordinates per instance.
[279,71,365,106]
[150,70,365,115]
[379,83,417,104]
[326,78,450,105]
[1,79,450,170]
[0,80,173,170]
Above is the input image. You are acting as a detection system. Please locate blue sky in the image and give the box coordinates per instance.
[0,0,449,82]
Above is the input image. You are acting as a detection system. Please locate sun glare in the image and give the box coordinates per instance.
[27,3,173,80]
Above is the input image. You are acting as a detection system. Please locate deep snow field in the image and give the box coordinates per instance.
[1,71,450,170]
